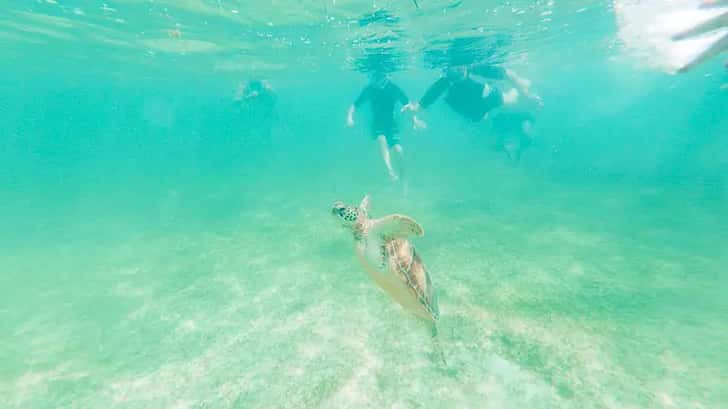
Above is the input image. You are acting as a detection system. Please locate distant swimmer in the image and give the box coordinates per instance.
[347,72,422,184]
[235,79,276,105]
[234,79,278,143]
[402,63,541,125]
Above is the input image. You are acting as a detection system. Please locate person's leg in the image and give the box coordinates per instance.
[392,143,404,180]
[391,142,407,194]
[377,134,398,181]
[502,118,534,164]
[515,119,535,162]
[503,137,519,163]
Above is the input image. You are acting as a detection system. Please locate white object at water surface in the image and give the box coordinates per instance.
[614,0,727,73]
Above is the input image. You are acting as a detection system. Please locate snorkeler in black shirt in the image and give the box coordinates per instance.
[402,63,541,162]
[402,64,539,122]
[347,72,421,183]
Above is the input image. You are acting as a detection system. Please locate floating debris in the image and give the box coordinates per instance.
[168,27,182,39]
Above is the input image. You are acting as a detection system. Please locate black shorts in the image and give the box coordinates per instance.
[371,123,401,147]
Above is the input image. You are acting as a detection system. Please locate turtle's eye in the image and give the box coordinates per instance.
[334,208,351,223]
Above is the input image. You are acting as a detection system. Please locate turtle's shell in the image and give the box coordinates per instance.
[381,238,439,321]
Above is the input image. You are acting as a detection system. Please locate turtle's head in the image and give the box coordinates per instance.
[331,201,361,230]
[331,195,371,235]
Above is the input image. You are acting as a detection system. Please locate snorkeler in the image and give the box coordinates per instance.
[401,63,542,162]
[234,79,278,144]
[402,63,540,123]
[235,79,276,105]
[347,72,420,183]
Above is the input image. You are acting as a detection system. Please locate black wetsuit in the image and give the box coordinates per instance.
[236,88,277,142]
[420,65,507,122]
[354,81,409,146]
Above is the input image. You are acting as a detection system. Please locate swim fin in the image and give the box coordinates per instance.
[672,11,727,40]
[678,32,728,72]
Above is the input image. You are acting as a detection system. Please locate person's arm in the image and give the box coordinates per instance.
[348,86,370,127]
[470,64,507,80]
[505,69,531,94]
[503,68,543,105]
[392,84,427,130]
[419,77,450,109]
[401,77,450,115]
[470,65,533,97]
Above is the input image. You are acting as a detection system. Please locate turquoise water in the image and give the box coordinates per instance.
[2,1,727,408]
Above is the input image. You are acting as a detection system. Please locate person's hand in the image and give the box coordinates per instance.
[413,115,427,130]
[530,94,544,107]
[401,102,420,113]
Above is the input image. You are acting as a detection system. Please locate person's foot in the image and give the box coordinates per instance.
[389,172,400,183]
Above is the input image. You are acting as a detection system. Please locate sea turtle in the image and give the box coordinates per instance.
[330,195,439,323]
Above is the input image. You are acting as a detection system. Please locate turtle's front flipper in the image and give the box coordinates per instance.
[370,214,424,239]
[359,195,371,215]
